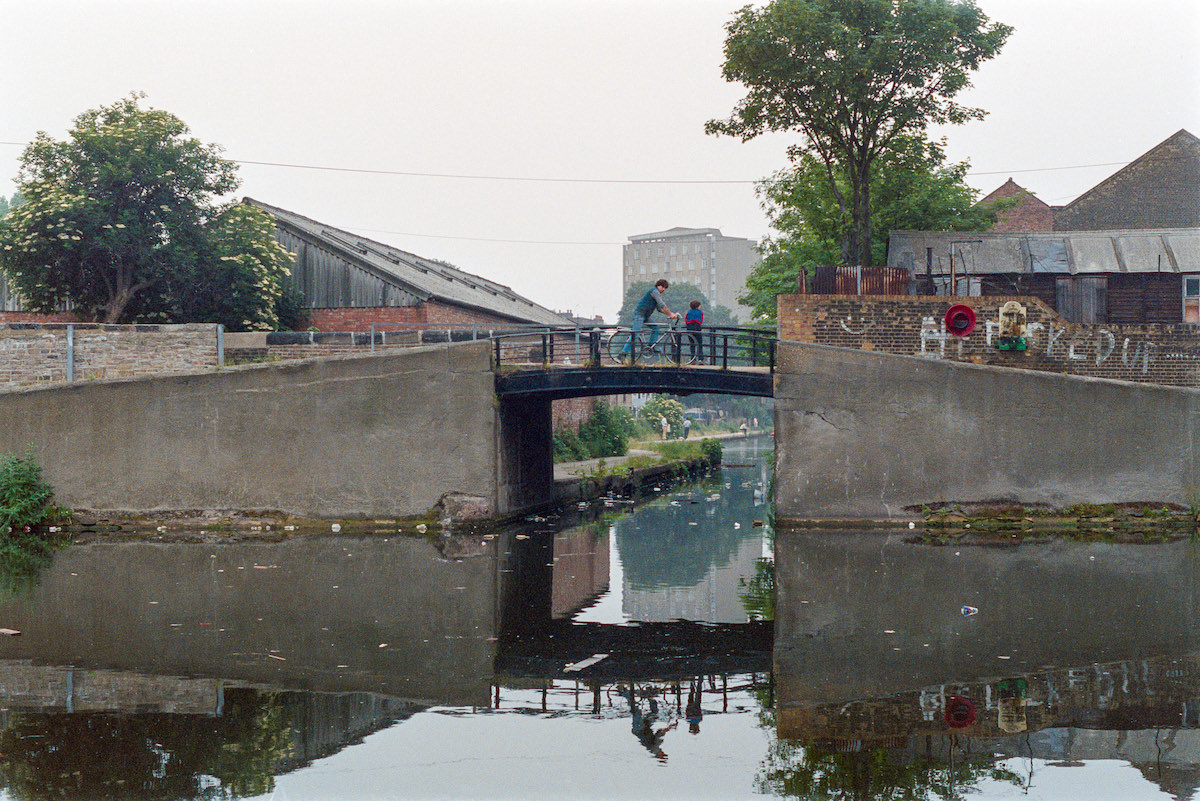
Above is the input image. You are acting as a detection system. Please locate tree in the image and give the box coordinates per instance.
[740,134,1008,322]
[0,193,23,220]
[638,394,686,438]
[706,0,1011,266]
[0,94,294,329]
[617,280,739,327]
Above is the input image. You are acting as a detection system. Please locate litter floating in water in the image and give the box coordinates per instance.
[908,522,916,529]
[752,520,764,528]
[733,523,741,529]
[564,653,609,673]
[416,524,428,534]
[331,523,341,532]
[0,628,20,637]
[961,605,979,617]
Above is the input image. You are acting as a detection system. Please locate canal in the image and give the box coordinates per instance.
[0,436,1198,798]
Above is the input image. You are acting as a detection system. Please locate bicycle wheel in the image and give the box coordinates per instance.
[640,334,666,366]
[606,331,639,365]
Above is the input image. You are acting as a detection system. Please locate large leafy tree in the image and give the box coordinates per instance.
[0,94,293,330]
[706,0,1012,266]
[739,135,1008,323]
[617,280,740,327]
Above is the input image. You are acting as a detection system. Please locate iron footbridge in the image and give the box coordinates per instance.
[491,324,777,400]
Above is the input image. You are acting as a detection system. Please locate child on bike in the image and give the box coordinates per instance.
[685,299,703,362]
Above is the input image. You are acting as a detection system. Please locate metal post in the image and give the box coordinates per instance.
[722,334,729,369]
[67,324,75,382]
[217,324,224,368]
[371,322,376,352]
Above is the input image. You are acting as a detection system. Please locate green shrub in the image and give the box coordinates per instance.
[578,399,628,458]
[553,430,589,462]
[700,438,723,465]
[0,450,62,533]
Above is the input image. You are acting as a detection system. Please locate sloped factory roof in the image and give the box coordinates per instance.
[246,198,572,327]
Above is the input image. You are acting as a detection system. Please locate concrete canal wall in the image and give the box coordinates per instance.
[0,341,501,518]
[773,339,1200,519]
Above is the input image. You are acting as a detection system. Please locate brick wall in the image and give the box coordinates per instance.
[0,323,219,390]
[0,311,79,323]
[309,302,535,332]
[553,397,597,432]
[778,294,1200,387]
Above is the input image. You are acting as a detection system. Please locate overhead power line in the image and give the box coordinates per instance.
[347,226,624,246]
[0,140,1145,183]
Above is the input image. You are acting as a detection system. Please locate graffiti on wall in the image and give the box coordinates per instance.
[917,317,1164,374]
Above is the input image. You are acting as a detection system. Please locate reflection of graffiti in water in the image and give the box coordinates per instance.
[767,653,1200,800]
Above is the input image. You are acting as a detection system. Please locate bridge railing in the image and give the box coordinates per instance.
[489,324,777,373]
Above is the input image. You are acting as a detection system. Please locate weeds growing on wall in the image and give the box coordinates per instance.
[0,449,67,534]
[0,450,69,597]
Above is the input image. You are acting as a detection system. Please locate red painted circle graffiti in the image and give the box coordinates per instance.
[944,695,977,728]
[944,304,977,337]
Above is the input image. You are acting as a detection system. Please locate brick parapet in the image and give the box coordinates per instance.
[778,294,1200,387]
[0,323,219,390]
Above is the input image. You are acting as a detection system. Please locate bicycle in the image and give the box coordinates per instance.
[606,318,699,366]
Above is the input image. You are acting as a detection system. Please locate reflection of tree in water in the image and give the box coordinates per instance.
[0,529,68,599]
[0,688,291,800]
[616,472,762,590]
[738,558,774,621]
[756,739,1023,800]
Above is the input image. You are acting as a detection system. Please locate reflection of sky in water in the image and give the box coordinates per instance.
[574,437,772,625]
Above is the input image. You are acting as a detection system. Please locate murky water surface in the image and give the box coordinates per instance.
[0,437,1198,799]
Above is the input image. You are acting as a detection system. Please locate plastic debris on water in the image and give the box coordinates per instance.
[961,605,979,617]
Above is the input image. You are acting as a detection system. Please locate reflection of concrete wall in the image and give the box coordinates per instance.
[0,662,221,714]
[775,533,1200,709]
[0,342,497,518]
[551,527,609,618]
[0,537,498,706]
[623,533,764,623]
[773,339,1200,518]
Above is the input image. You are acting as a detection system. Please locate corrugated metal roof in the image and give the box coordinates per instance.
[246,198,572,326]
[887,228,1200,276]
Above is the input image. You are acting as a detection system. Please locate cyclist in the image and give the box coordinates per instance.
[624,279,678,357]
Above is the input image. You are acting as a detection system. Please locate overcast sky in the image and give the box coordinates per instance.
[3,0,1198,321]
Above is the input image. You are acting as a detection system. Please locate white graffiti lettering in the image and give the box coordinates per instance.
[919,316,947,359]
[1095,330,1116,365]
[839,316,874,336]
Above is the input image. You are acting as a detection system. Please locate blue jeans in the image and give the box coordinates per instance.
[623,317,659,353]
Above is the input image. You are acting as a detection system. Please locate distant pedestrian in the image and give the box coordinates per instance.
[683,417,692,439]
[661,415,670,440]
[739,421,748,437]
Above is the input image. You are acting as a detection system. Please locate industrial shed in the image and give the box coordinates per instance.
[887,228,1200,325]
[246,198,571,330]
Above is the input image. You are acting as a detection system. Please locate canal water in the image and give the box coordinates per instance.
[0,436,1197,799]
